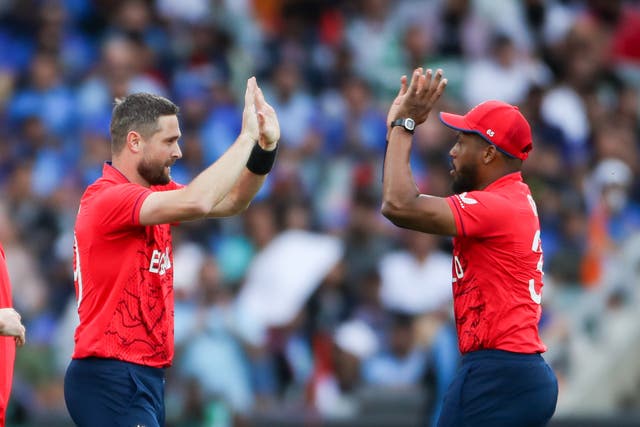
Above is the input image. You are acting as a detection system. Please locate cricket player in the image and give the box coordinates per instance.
[64,77,279,427]
[381,67,558,427]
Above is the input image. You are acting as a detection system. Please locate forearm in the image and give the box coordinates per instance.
[206,169,267,217]
[381,127,421,217]
[381,128,456,235]
[183,133,256,212]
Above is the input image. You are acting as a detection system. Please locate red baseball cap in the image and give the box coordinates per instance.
[439,100,533,160]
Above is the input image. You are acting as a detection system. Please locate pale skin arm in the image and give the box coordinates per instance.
[0,308,26,346]
[139,77,280,225]
[381,68,457,236]
[206,86,280,217]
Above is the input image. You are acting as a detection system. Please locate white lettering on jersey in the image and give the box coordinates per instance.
[529,279,542,304]
[452,255,464,283]
[73,233,83,308]
[457,192,478,209]
[528,196,543,304]
[149,247,171,275]
[527,194,538,217]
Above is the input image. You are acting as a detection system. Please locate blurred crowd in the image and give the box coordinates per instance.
[2,0,640,426]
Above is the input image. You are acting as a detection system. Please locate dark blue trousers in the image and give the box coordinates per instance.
[64,358,166,427]
[437,350,558,427]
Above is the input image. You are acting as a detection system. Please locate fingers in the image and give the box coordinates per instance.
[395,75,408,99]
[424,68,433,92]
[257,111,265,132]
[15,325,25,347]
[428,69,447,103]
[413,67,447,102]
[255,85,266,109]
[430,69,443,94]
[407,67,423,93]
[244,76,257,109]
[433,77,448,102]
[405,67,443,97]
[254,85,276,118]
[392,67,446,125]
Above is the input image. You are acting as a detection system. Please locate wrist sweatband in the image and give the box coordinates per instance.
[246,142,278,175]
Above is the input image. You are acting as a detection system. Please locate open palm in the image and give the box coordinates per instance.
[255,86,280,150]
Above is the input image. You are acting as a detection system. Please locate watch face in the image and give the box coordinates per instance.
[405,118,416,131]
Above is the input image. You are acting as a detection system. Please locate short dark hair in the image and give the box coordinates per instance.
[110,93,179,154]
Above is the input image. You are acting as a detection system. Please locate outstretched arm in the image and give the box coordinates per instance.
[206,84,280,217]
[139,77,279,225]
[381,68,457,236]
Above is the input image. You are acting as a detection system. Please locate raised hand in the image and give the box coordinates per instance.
[255,84,280,150]
[241,77,260,142]
[388,68,447,129]
[0,307,26,346]
[387,74,408,138]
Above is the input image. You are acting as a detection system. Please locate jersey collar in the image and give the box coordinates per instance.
[483,171,523,192]
[103,161,132,183]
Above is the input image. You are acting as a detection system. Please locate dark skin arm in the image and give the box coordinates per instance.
[381,68,457,236]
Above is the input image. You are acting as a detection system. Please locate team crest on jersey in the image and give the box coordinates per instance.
[456,192,478,208]
[149,247,171,275]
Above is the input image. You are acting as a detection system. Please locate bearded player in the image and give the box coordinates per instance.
[64,77,280,427]
[381,67,558,427]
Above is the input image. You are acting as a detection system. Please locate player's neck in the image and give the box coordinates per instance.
[477,167,519,190]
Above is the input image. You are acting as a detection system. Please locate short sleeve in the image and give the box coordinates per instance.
[92,183,152,231]
[446,191,512,238]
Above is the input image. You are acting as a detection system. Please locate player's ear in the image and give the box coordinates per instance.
[482,144,498,164]
[126,131,142,153]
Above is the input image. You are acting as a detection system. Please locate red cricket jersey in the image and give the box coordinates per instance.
[445,172,547,354]
[72,163,180,368]
[0,244,15,427]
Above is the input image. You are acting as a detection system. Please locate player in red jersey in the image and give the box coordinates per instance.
[0,244,26,427]
[381,67,557,427]
[64,77,280,427]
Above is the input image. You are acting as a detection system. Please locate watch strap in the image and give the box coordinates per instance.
[390,118,415,134]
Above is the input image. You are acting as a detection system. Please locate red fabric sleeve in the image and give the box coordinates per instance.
[446,191,512,238]
[91,183,152,231]
[0,334,14,426]
[0,247,14,426]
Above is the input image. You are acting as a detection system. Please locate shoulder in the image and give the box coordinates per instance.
[449,190,511,211]
[86,179,149,202]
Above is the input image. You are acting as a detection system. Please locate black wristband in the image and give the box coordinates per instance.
[246,142,278,175]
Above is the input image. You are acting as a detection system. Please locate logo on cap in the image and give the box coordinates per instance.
[486,129,495,137]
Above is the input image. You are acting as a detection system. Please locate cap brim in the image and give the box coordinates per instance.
[439,112,471,132]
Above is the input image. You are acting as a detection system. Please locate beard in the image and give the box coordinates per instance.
[451,161,479,194]
[138,157,172,186]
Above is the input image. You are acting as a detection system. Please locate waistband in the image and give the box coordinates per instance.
[462,349,544,364]
[72,357,165,378]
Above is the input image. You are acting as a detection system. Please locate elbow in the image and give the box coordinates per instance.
[231,198,252,215]
[180,187,217,218]
[186,199,213,219]
[210,194,252,218]
[223,190,253,215]
[381,195,421,229]
[380,200,405,225]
